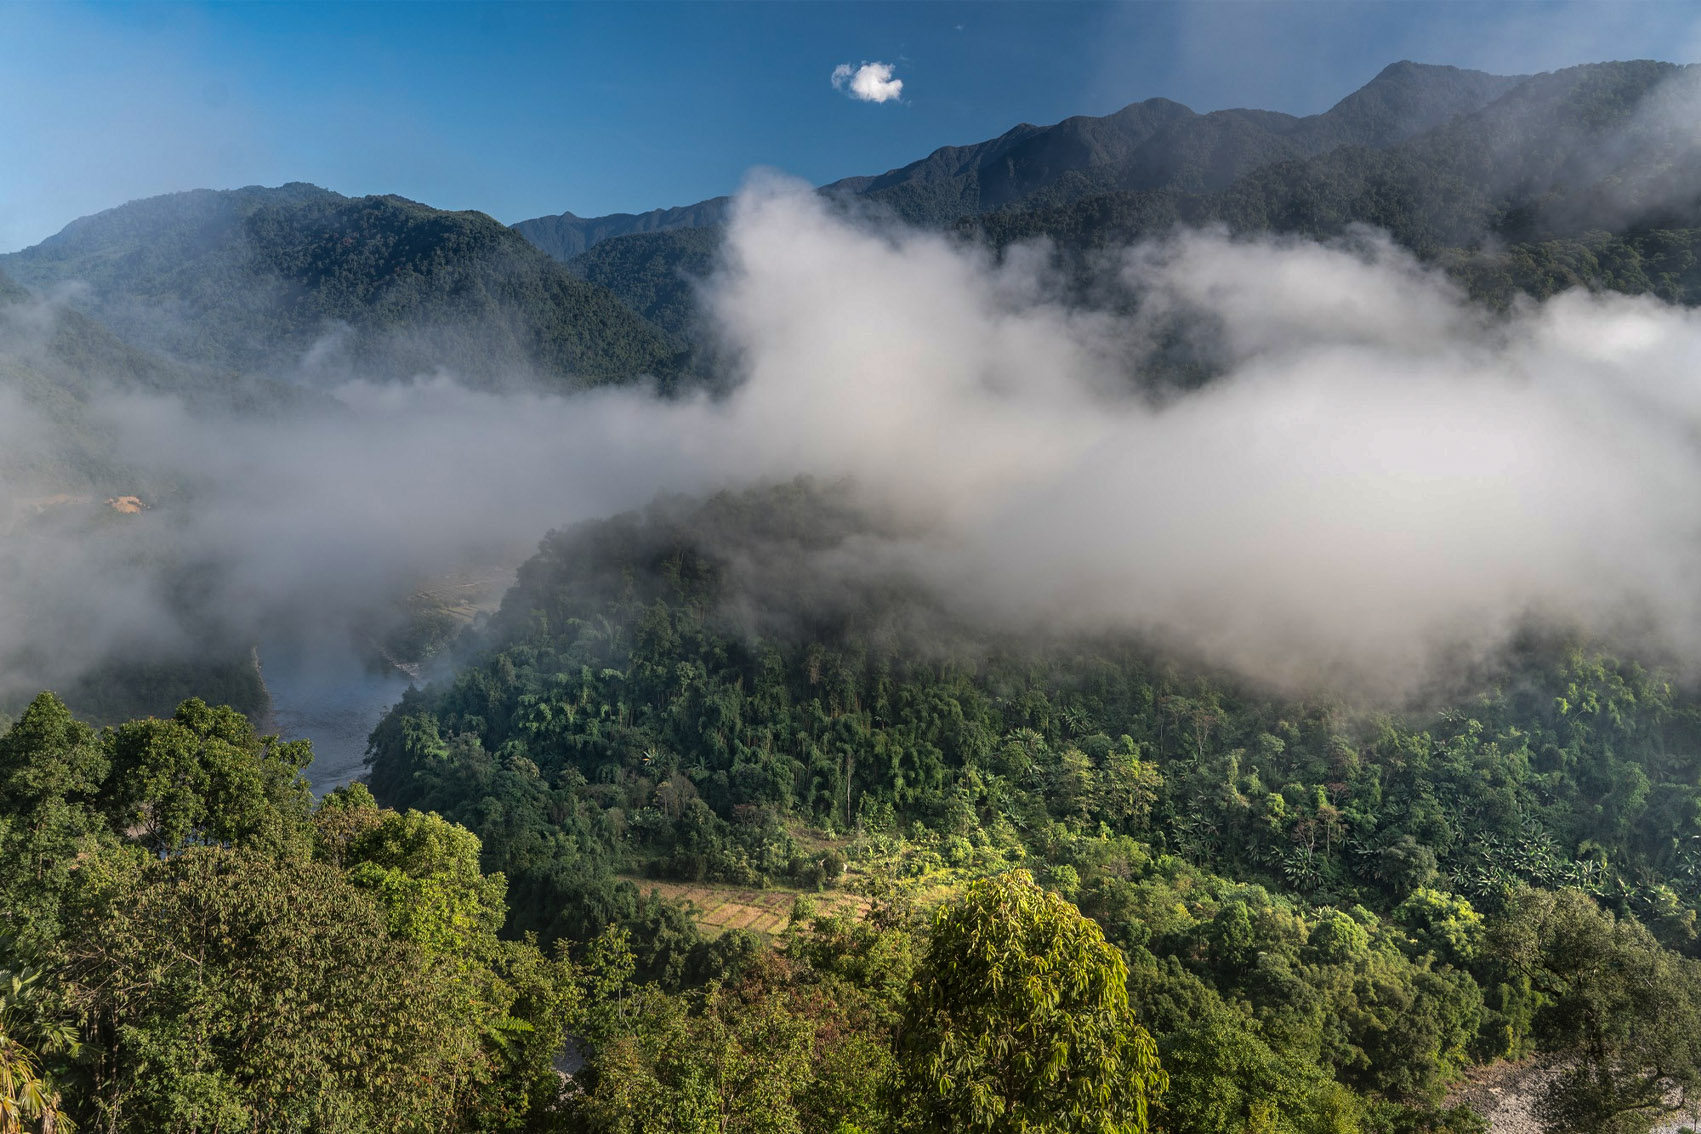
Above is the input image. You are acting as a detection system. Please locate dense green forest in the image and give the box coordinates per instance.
[346,481,1701,1134]
[1,688,1178,1133]
[10,482,1701,1132]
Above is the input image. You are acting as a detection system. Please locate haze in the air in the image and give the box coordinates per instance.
[9,150,1701,702]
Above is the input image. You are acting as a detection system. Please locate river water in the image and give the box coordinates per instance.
[258,645,418,794]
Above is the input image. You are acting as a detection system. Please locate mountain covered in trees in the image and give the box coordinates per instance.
[563,60,1701,340]
[0,184,679,388]
[357,480,1701,1134]
[512,197,735,263]
[10,480,1701,1133]
[7,60,1698,400]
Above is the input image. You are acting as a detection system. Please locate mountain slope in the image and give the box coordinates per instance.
[567,226,724,346]
[2,184,679,387]
[827,61,1525,225]
[0,259,328,500]
[513,197,732,262]
[562,60,1701,371]
[964,61,1701,301]
[515,61,1523,260]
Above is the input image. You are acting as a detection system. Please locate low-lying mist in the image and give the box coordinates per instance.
[5,174,1701,715]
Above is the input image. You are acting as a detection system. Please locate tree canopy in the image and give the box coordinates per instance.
[892,870,1166,1134]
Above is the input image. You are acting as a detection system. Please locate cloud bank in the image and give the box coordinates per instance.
[6,175,1701,712]
[698,183,1701,692]
[831,61,904,104]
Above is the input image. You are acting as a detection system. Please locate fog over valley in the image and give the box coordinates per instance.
[7,171,1701,728]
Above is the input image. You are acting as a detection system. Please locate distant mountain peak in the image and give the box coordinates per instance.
[1316,60,1526,147]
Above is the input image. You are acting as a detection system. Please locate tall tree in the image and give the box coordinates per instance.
[891,870,1167,1134]
[1496,889,1701,1134]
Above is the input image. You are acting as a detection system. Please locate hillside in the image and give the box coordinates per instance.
[0,256,327,499]
[568,60,1701,338]
[566,225,724,346]
[515,60,1522,259]
[513,196,733,262]
[0,254,327,726]
[365,479,1701,1134]
[1,184,680,388]
[978,61,1700,247]
[826,60,1526,225]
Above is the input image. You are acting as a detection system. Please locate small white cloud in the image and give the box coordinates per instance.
[831,61,903,104]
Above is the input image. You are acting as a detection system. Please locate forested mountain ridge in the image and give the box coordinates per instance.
[562,226,725,350]
[820,60,1526,226]
[1,183,680,387]
[571,59,1701,338]
[10,60,1674,398]
[515,61,1522,257]
[973,61,1701,250]
[512,196,733,262]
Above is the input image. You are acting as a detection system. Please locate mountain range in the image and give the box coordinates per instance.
[515,61,1526,256]
[5,58,1701,412]
[559,60,1701,339]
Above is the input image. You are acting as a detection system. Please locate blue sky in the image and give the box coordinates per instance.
[2,0,1699,251]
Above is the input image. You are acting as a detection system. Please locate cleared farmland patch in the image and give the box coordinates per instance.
[620,878,868,938]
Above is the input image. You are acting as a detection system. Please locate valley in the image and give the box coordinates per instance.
[6,48,1701,1134]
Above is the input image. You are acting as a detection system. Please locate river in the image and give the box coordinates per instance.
[258,644,419,794]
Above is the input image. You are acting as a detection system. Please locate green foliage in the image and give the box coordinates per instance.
[0,935,78,1134]
[0,693,108,934]
[0,694,584,1133]
[1495,888,1701,1134]
[570,948,890,1134]
[1157,1003,1367,1134]
[368,488,1701,950]
[343,807,508,955]
[99,696,313,854]
[892,870,1166,1134]
[67,846,488,1132]
[1395,890,1485,968]
[359,481,1701,1132]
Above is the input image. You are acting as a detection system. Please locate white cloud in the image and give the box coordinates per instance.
[698,181,1701,695]
[16,177,1701,709]
[831,61,904,104]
